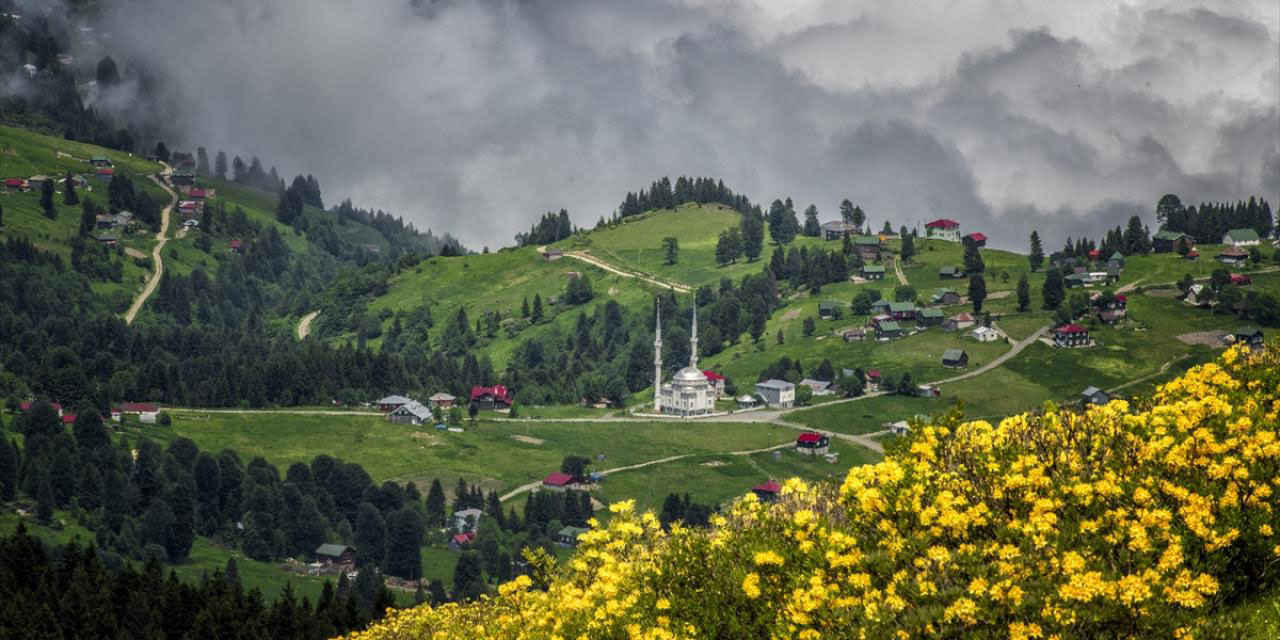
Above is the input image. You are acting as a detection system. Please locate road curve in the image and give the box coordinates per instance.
[554,248,692,293]
[893,255,909,286]
[499,441,794,502]
[297,311,319,339]
[929,324,1050,385]
[123,163,175,325]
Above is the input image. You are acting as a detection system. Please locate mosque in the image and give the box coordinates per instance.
[654,305,717,417]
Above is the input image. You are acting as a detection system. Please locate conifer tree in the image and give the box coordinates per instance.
[900,232,916,263]
[968,274,987,313]
[662,237,679,265]
[1016,274,1031,312]
[425,479,447,526]
[803,205,821,237]
[1029,231,1044,271]
[740,212,764,261]
[63,170,78,205]
[531,294,543,322]
[78,199,95,236]
[40,179,56,219]
[963,240,985,274]
[1042,267,1065,310]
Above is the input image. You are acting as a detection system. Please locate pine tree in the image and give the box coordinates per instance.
[839,199,855,225]
[531,295,543,323]
[900,233,916,263]
[425,479,447,527]
[1029,231,1044,271]
[214,151,228,180]
[1016,274,1031,312]
[63,170,78,205]
[776,329,785,345]
[78,199,95,236]
[662,237,679,265]
[963,241,985,274]
[803,205,821,237]
[384,508,424,579]
[453,552,487,601]
[0,439,17,501]
[354,502,387,569]
[968,274,987,314]
[41,179,56,219]
[740,212,764,261]
[1042,267,1065,310]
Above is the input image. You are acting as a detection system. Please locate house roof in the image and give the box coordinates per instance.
[61,414,77,424]
[939,266,961,275]
[866,370,881,378]
[925,218,960,229]
[390,400,433,419]
[470,385,514,403]
[453,507,484,519]
[1153,228,1191,241]
[817,301,838,310]
[119,402,158,412]
[755,379,795,391]
[558,526,589,537]
[1056,324,1088,334]
[737,394,757,403]
[378,395,412,404]
[1082,386,1105,398]
[451,532,475,545]
[3,178,25,186]
[972,326,997,336]
[1236,326,1262,336]
[1115,294,1127,303]
[796,432,825,444]
[543,471,575,487]
[701,370,725,382]
[1225,228,1261,242]
[920,308,944,318]
[799,378,830,390]
[189,188,207,197]
[1185,250,1199,257]
[1218,246,1249,257]
[878,321,902,332]
[315,543,353,557]
[853,235,880,246]
[430,392,456,401]
[950,313,974,322]
[95,167,114,175]
[965,232,988,242]
[752,480,781,494]
[1230,273,1250,284]
[943,349,967,361]
[1109,251,1125,261]
[1098,310,1121,321]
[19,401,63,412]
[887,302,915,313]
[862,265,885,273]
[1087,249,1100,257]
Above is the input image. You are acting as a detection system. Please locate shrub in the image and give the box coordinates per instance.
[350,345,1279,639]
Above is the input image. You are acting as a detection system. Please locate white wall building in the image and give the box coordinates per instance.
[655,305,717,417]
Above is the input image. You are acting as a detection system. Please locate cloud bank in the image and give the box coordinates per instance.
[100,0,1279,249]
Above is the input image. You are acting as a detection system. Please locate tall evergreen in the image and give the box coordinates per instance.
[40,178,56,219]
[1029,231,1044,271]
[63,170,78,205]
[1016,274,1031,312]
[963,240,985,274]
[425,479,447,527]
[968,274,987,314]
[802,205,821,237]
[900,233,916,263]
[1042,267,1065,310]
[741,211,764,261]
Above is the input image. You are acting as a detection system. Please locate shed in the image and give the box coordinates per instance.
[795,432,830,456]
[942,349,969,369]
[930,289,960,305]
[971,326,999,342]
[542,471,578,492]
[939,265,965,279]
[752,480,781,502]
[315,543,356,565]
[1223,228,1261,247]
[917,307,945,327]
[861,264,885,280]
[557,526,590,546]
[1081,386,1110,406]
[386,400,432,425]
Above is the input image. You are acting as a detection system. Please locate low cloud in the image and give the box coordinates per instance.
[98,0,1278,249]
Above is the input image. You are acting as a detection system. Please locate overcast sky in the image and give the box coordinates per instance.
[101,0,1279,250]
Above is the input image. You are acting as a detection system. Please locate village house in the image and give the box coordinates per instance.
[736,394,759,409]
[1216,246,1249,265]
[27,175,49,190]
[1152,229,1194,253]
[942,349,969,369]
[448,532,476,552]
[557,526,590,547]
[1053,324,1091,348]
[821,220,857,240]
[429,392,456,409]
[842,328,866,342]
[177,201,200,217]
[938,265,965,280]
[377,395,412,412]
[861,264,885,280]
[1230,273,1252,286]
[3,178,28,191]
[1081,386,1111,406]
[94,167,114,181]
[98,234,118,247]
[1184,249,1200,261]
[1107,251,1126,272]
[876,320,903,340]
[470,385,514,410]
[229,239,244,253]
[90,154,112,168]
[1234,327,1265,350]
[386,401,432,425]
[702,370,726,396]
[944,313,975,332]
[181,219,199,231]
[118,402,159,423]
[799,379,832,395]
[754,379,795,408]
[795,432,830,456]
[963,232,987,248]
[870,299,891,315]
[1222,228,1261,247]
[1185,284,1211,307]
[1097,310,1123,325]
[171,166,196,187]
[1064,273,1086,289]
[817,301,840,319]
[888,302,916,321]
[852,235,881,262]
[924,218,961,241]
[751,480,781,503]
[188,187,207,201]
[542,248,563,260]
[917,385,942,398]
[452,508,485,532]
[95,214,117,229]
[865,370,882,393]
[930,289,960,305]
[315,543,356,566]
[541,471,579,493]
[917,307,944,327]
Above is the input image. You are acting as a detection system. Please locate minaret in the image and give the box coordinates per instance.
[689,305,699,369]
[653,303,662,412]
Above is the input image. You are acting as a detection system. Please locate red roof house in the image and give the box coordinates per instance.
[1053,324,1090,348]
[1088,249,1101,259]
[1230,273,1252,286]
[19,401,63,414]
[4,178,26,189]
[964,232,988,247]
[119,402,159,413]
[96,167,114,176]
[470,385,514,409]
[925,219,960,229]
[449,532,476,550]
[178,201,198,210]
[229,239,243,252]
[795,432,830,455]
[189,188,207,199]
[542,471,577,492]
[1115,294,1127,304]
[1056,324,1088,334]
[702,370,725,382]
[61,414,78,424]
[796,433,824,444]
[752,480,782,501]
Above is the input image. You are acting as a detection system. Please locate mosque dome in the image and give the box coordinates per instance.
[673,366,708,383]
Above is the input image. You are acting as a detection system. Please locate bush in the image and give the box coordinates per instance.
[157,411,171,426]
[351,344,1280,640]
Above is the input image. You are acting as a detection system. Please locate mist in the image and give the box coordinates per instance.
[97,0,1279,250]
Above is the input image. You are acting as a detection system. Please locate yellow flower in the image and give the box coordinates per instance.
[753,550,785,567]
[741,572,761,599]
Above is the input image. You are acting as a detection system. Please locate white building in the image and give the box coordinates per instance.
[655,305,717,417]
[755,379,796,408]
[971,326,1000,342]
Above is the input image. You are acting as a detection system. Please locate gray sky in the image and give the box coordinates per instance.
[101,0,1279,250]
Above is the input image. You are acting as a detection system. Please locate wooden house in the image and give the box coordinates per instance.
[963,232,987,248]
[942,349,969,368]
[1216,246,1249,265]
[752,480,781,503]
[917,307,944,327]
[315,544,356,566]
[861,264,885,280]
[1081,386,1110,406]
[938,265,965,279]
[930,289,960,305]
[925,218,961,241]
[795,432,830,456]
[1152,229,1194,253]
[542,471,578,493]
[1053,324,1090,348]
[944,313,975,332]
[470,385,514,410]
[557,526,589,547]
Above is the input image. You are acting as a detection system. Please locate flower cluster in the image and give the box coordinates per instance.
[346,344,1280,639]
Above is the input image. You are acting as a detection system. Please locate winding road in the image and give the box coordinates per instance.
[893,255,909,285]
[297,311,319,339]
[123,163,175,325]
[540,246,692,293]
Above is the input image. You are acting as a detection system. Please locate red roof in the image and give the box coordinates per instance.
[966,232,988,242]
[119,402,159,412]
[702,370,725,382]
[451,532,475,545]
[96,167,114,175]
[866,370,881,378]
[1185,250,1199,258]
[1230,274,1250,284]
[1088,249,1100,258]
[470,385,513,403]
[752,481,781,494]
[61,414,77,424]
[4,178,25,187]
[1114,294,1127,303]
[796,432,825,444]
[189,188,206,197]
[1055,324,1088,334]
[229,239,243,249]
[543,472,575,487]
[178,201,197,209]
[19,401,62,412]
[925,218,960,229]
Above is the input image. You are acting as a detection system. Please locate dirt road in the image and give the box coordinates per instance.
[123,163,175,325]
[297,311,319,339]
[930,324,1050,385]
[541,246,692,293]
[893,256,908,285]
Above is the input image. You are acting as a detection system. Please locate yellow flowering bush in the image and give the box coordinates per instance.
[345,344,1280,639]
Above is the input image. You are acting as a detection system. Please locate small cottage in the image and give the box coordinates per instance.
[1216,246,1249,265]
[1081,386,1110,406]
[876,321,903,340]
[377,395,412,412]
[557,526,590,546]
[931,289,960,305]
[925,218,961,241]
[752,480,781,503]
[821,220,857,240]
[470,385,514,410]
[963,232,987,248]
[542,471,578,493]
[944,313,975,332]
[799,379,831,395]
[429,392,456,409]
[386,401,432,425]
[817,301,840,319]
[917,307,944,327]
[448,532,476,552]
[942,349,969,369]
[861,264,885,280]
[842,328,866,342]
[1234,327,1265,349]
[1053,324,1090,348]
[1222,228,1261,247]
[1152,229,1194,253]
[795,432,830,456]
[315,543,356,566]
[971,326,999,342]
[938,265,965,279]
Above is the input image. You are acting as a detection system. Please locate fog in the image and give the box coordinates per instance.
[99,0,1279,249]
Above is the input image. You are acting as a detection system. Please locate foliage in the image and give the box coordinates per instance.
[347,345,1280,639]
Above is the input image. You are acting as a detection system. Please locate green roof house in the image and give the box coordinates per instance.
[1223,228,1261,247]
[939,265,964,279]
[918,307,945,326]
[931,289,960,305]
[558,526,590,546]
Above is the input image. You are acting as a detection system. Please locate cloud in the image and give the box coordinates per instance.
[96,0,1278,250]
